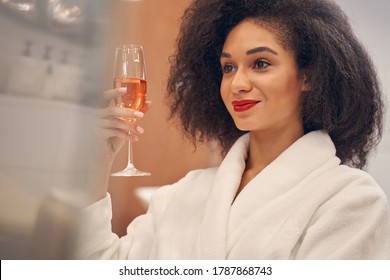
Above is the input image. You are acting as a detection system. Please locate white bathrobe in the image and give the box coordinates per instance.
[77,131,390,259]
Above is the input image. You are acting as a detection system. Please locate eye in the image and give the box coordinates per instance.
[221,63,236,74]
[253,59,270,70]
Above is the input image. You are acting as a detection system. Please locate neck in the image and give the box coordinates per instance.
[234,122,305,200]
[246,125,304,174]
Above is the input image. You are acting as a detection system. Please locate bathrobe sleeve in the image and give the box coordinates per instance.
[76,184,175,259]
[294,172,390,259]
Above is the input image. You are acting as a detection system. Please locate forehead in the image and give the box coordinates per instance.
[222,19,290,53]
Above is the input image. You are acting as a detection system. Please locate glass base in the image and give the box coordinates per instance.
[110,165,151,177]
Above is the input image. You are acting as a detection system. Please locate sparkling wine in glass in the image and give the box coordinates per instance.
[110,44,151,177]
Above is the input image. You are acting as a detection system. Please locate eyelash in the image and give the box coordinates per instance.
[253,59,270,70]
[222,64,235,74]
[221,59,271,74]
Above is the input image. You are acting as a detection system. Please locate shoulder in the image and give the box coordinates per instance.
[164,167,219,193]
[297,165,390,259]
[334,165,387,200]
[316,164,389,218]
[148,167,218,209]
[182,167,219,184]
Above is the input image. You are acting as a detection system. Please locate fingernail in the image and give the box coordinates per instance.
[136,126,144,134]
[131,135,139,142]
[118,87,126,93]
[134,111,144,118]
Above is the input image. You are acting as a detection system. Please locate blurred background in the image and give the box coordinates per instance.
[0,0,110,258]
[337,0,390,211]
[0,0,389,259]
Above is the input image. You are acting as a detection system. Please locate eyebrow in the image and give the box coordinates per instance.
[220,46,278,58]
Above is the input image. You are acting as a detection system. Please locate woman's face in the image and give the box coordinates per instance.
[220,19,307,134]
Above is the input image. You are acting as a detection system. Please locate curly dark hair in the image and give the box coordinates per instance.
[166,0,384,169]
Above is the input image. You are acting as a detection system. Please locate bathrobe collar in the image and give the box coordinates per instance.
[200,130,338,259]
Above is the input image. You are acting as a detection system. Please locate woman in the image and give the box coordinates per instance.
[78,0,390,259]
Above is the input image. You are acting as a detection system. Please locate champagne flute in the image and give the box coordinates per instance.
[110,44,151,176]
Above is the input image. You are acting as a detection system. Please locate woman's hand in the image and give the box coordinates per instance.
[98,87,152,163]
[86,87,152,204]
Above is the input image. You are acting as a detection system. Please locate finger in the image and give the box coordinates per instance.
[100,106,144,120]
[100,128,131,141]
[99,117,145,135]
[99,117,133,131]
[100,87,127,107]
[99,128,137,142]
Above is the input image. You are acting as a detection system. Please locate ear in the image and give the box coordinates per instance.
[301,73,311,93]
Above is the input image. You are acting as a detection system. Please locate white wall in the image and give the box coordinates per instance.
[335,0,390,201]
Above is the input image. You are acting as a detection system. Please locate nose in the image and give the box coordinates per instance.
[230,68,252,94]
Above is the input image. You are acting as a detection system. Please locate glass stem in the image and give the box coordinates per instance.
[127,131,134,167]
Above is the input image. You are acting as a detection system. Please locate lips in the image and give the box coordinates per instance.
[232,99,260,112]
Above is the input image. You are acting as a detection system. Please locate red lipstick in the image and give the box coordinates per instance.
[232,99,260,112]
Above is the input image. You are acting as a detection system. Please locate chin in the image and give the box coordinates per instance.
[233,122,253,132]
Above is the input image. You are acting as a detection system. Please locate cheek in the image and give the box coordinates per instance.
[262,73,303,100]
[220,80,230,105]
